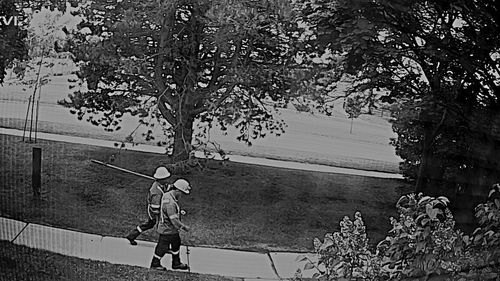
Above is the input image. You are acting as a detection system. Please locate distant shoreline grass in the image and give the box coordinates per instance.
[1,134,412,252]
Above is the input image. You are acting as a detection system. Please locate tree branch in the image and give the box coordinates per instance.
[231,39,243,68]
[197,82,238,114]
[207,48,221,90]
[430,108,447,146]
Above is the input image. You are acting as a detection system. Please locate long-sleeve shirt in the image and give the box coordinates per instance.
[147,181,165,217]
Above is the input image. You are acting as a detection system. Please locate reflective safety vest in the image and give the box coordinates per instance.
[147,181,165,218]
[156,190,181,235]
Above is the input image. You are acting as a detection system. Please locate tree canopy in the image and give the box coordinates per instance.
[1,0,77,83]
[0,0,27,83]
[298,0,500,229]
[59,0,306,161]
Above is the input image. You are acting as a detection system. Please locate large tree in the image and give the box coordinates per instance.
[298,0,500,229]
[59,0,304,162]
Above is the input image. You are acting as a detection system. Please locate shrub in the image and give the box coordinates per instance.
[297,212,380,280]
[376,193,465,279]
[452,186,500,280]
[296,187,500,281]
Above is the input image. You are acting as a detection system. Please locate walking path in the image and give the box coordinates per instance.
[0,127,403,179]
[1,217,318,280]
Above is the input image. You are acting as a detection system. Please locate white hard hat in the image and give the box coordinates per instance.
[153,166,171,179]
[173,179,191,194]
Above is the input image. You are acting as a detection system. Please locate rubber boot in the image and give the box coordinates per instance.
[125,228,140,245]
[150,257,166,270]
[172,254,189,270]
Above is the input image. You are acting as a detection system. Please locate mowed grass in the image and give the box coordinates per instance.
[0,134,412,252]
[0,241,234,281]
[0,116,399,173]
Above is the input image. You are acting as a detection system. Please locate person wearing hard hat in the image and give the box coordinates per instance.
[125,166,171,245]
[150,178,192,271]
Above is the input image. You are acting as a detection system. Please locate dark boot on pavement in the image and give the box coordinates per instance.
[172,254,189,270]
[125,229,140,246]
[172,263,189,270]
[150,257,166,271]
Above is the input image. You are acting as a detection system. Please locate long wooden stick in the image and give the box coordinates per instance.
[90,159,155,180]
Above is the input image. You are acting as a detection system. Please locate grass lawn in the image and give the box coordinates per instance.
[1,76,400,174]
[0,241,234,281]
[0,134,412,252]
[0,116,399,173]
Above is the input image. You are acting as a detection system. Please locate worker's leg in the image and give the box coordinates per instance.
[126,214,156,245]
[150,234,170,270]
[169,233,189,270]
[138,216,157,232]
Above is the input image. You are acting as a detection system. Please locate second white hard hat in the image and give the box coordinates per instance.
[173,179,191,194]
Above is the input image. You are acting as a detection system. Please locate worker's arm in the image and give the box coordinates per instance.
[165,203,190,231]
[148,193,162,214]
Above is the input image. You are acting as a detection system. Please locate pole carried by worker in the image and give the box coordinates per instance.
[179,209,191,273]
[90,159,155,180]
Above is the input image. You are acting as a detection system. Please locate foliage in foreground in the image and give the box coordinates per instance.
[295,186,500,280]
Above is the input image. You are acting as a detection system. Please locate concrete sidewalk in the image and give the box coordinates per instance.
[0,127,403,179]
[1,217,318,280]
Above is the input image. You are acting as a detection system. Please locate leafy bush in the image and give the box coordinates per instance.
[297,212,379,280]
[452,186,500,280]
[471,186,500,254]
[296,186,500,281]
[376,193,464,279]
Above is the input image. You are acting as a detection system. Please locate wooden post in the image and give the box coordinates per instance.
[32,147,42,198]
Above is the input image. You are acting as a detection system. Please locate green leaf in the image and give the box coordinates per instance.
[304,262,315,271]
[426,204,438,220]
[474,233,483,243]
[437,196,450,205]
[419,196,432,205]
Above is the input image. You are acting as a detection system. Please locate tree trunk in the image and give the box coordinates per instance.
[415,125,444,196]
[415,108,449,195]
[172,112,195,162]
[415,126,434,194]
